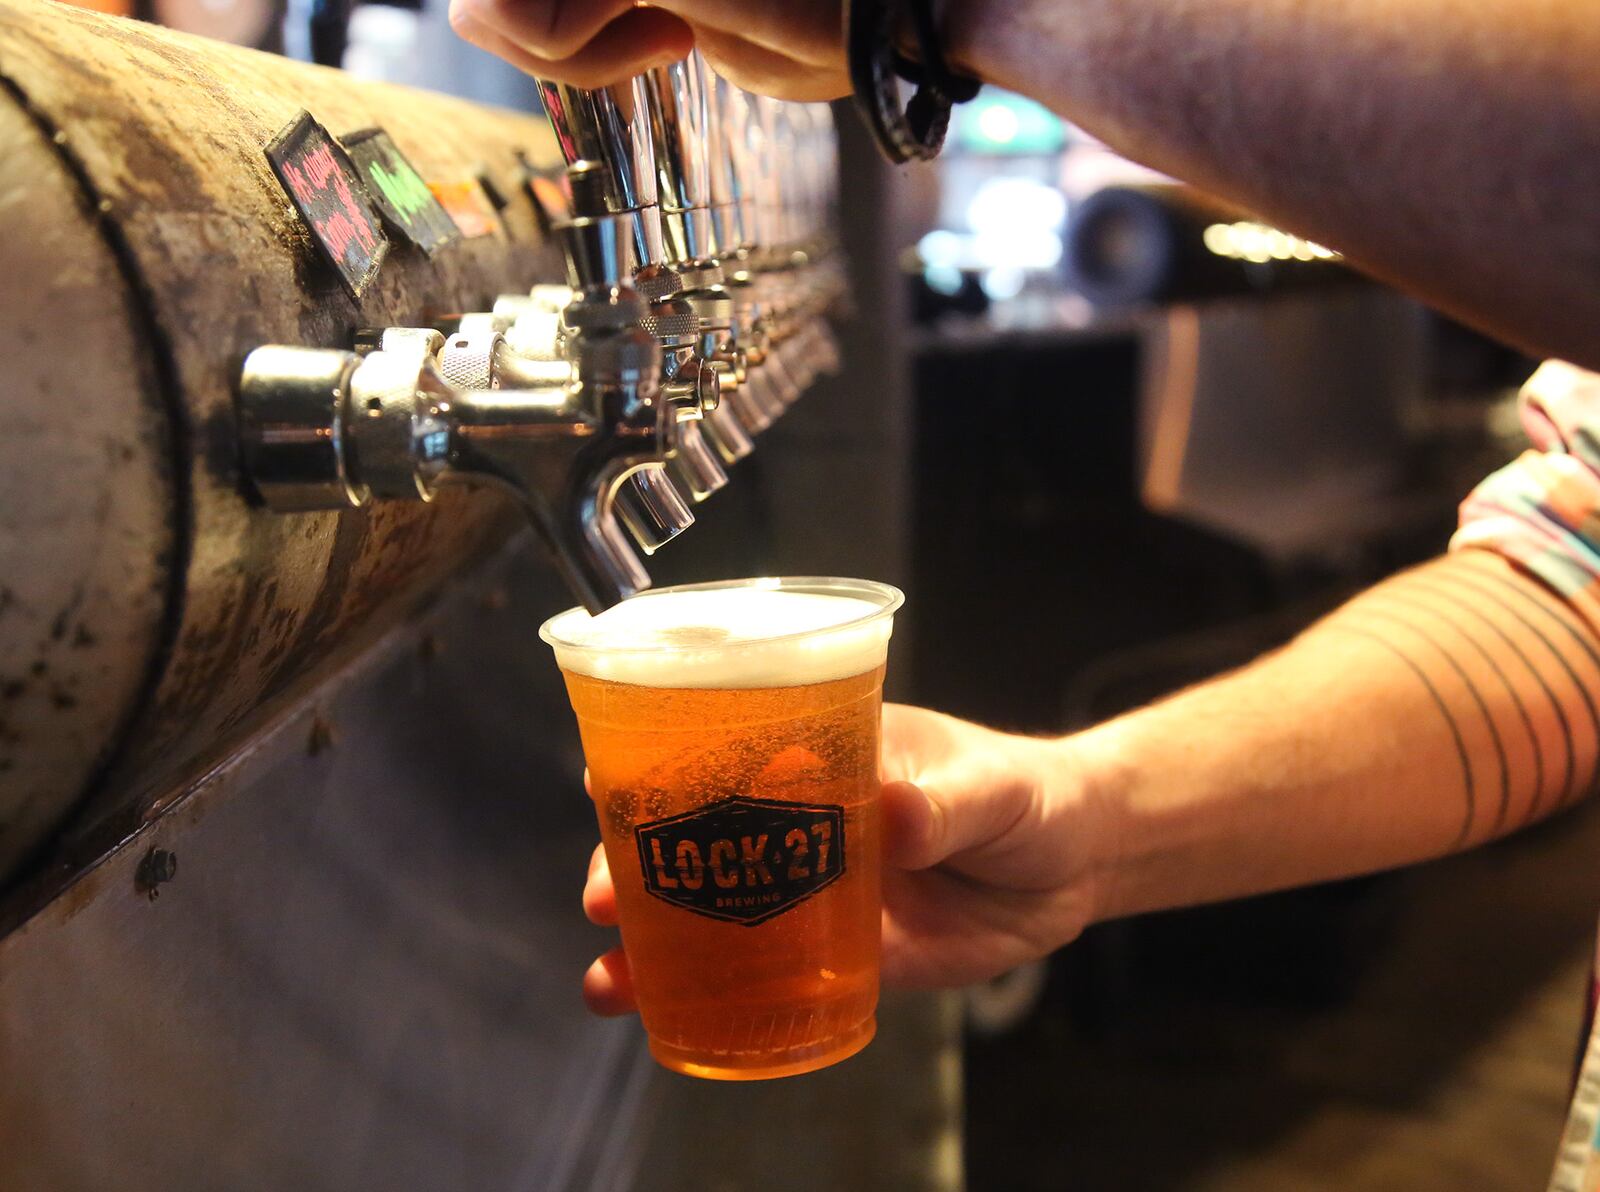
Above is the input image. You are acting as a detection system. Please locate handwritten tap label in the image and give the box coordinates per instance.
[428,179,500,240]
[342,128,461,257]
[635,797,846,926]
[265,111,388,300]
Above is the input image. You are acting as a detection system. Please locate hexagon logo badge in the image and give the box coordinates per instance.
[634,796,847,926]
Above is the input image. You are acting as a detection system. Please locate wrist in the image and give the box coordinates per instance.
[1054,715,1141,929]
[940,0,991,85]
[984,721,1129,935]
[939,0,1023,94]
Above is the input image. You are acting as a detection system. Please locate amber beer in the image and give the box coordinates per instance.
[541,578,903,1080]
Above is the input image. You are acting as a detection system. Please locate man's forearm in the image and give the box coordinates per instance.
[1074,550,1600,922]
[949,0,1600,368]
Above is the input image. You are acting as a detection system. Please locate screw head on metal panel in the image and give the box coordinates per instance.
[135,847,177,900]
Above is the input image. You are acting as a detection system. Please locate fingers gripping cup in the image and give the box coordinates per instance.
[541,577,904,1080]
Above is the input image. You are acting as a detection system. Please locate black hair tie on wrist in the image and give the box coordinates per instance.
[846,0,982,163]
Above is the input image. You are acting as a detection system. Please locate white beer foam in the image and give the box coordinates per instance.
[544,587,894,688]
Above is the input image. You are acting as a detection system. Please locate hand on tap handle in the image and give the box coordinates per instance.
[448,0,849,99]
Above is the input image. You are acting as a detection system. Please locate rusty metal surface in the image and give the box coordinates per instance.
[0,0,569,891]
[0,99,174,877]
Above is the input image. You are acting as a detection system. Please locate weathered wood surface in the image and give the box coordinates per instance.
[0,0,567,898]
[0,97,172,879]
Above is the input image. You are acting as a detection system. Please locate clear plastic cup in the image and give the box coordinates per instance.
[541,577,904,1080]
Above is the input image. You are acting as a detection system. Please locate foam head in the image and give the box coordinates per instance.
[540,578,903,688]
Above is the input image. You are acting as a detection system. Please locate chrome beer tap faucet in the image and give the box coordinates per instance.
[641,57,796,440]
[535,74,760,467]
[237,162,700,612]
[703,66,795,428]
[535,78,671,294]
[411,158,731,525]
[748,98,846,402]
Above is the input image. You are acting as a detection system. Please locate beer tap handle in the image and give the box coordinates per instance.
[558,161,635,293]
[536,77,669,274]
[703,59,750,260]
[641,56,721,271]
[753,96,793,256]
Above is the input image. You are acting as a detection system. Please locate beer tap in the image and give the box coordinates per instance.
[424,305,732,519]
[746,98,846,402]
[703,67,795,424]
[535,73,764,463]
[639,56,788,444]
[426,170,731,518]
[236,161,707,612]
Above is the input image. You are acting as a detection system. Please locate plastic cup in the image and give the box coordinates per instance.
[541,577,903,1079]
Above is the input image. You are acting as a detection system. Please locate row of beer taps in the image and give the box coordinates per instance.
[239,51,845,612]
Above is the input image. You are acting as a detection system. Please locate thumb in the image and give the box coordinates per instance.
[881,780,953,871]
[882,756,1045,873]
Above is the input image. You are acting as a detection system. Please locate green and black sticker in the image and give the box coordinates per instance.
[342,128,461,256]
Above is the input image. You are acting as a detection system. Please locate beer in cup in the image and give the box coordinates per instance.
[540,577,904,1080]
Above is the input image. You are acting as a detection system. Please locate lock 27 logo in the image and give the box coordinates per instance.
[635,797,846,926]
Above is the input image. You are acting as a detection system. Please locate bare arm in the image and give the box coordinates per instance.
[453,0,1600,367]
[1078,548,1600,921]
[948,0,1600,369]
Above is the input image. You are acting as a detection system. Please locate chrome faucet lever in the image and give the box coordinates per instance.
[641,55,721,274]
[659,359,728,499]
[614,462,694,554]
[536,79,669,276]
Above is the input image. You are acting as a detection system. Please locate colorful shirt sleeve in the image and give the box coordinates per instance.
[1453,360,1600,617]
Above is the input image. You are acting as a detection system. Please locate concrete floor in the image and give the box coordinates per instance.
[969,796,1600,1190]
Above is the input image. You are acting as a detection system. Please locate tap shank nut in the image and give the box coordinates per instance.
[348,350,453,501]
[238,346,368,512]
